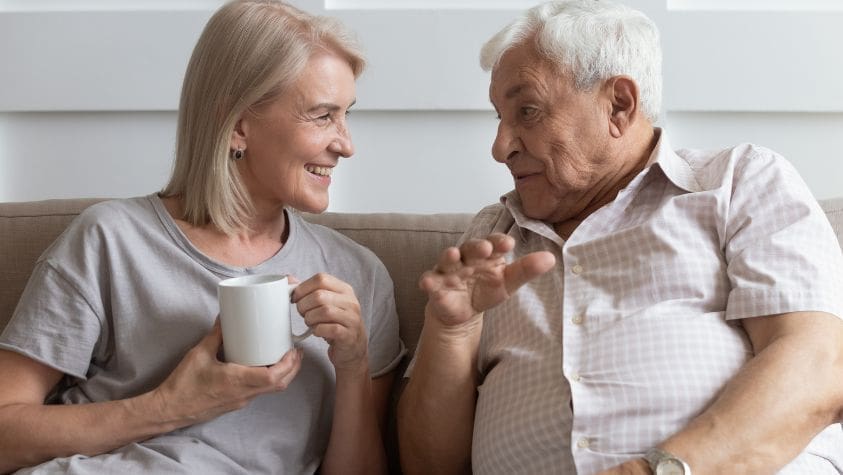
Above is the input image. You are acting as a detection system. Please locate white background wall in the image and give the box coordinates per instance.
[1,0,841,213]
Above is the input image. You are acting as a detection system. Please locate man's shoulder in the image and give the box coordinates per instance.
[677,142,785,167]
[463,202,515,239]
[675,143,794,192]
[475,202,507,221]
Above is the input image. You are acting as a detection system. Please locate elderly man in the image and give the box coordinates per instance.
[397,1,843,474]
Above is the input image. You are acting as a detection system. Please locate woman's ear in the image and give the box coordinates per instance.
[606,75,639,138]
[230,116,248,151]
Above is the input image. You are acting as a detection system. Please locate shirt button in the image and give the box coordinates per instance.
[576,437,590,449]
[572,314,584,325]
[571,264,583,275]
[571,372,582,382]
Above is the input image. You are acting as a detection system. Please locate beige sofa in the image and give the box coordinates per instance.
[2,197,843,472]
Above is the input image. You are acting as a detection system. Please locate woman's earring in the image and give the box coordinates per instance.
[231,147,244,160]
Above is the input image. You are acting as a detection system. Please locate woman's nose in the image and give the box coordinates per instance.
[330,123,354,157]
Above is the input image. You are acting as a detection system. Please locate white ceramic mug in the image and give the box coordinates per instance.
[217,274,312,366]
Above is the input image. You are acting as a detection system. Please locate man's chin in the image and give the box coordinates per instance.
[519,198,556,223]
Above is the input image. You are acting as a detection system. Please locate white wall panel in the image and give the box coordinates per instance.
[328,111,510,213]
[0,112,176,200]
[0,0,841,210]
[659,10,843,112]
[0,110,512,210]
[0,11,208,111]
[667,0,843,11]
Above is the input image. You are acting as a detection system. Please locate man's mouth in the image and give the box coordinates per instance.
[514,171,541,180]
[305,165,333,177]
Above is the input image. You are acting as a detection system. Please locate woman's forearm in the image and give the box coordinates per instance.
[0,392,177,473]
[321,363,387,475]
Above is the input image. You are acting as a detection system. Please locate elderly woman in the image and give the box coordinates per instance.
[0,1,404,473]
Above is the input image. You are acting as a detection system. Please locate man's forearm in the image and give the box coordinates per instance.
[397,314,483,475]
[658,313,843,474]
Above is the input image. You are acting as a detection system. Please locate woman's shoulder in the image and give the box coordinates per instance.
[67,195,156,230]
[43,195,160,259]
[288,211,384,266]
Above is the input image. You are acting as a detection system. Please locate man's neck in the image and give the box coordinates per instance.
[552,126,659,239]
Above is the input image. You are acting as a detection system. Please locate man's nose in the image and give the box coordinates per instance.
[492,121,519,163]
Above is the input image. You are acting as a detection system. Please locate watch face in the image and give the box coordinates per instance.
[656,459,686,475]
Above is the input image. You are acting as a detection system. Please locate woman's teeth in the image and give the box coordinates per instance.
[305,165,332,177]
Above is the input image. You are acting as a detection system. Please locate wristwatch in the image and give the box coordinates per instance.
[644,448,692,475]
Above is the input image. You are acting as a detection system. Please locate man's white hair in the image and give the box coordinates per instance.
[480,0,662,122]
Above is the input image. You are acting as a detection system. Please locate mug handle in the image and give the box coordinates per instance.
[287,282,313,343]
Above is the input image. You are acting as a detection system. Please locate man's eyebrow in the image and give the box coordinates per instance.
[489,84,524,108]
[505,84,524,99]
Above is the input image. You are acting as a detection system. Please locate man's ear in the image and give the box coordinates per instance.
[605,75,639,138]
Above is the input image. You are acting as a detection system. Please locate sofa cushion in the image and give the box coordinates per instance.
[302,211,472,357]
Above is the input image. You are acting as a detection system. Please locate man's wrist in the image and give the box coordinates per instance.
[423,310,484,343]
[644,447,692,475]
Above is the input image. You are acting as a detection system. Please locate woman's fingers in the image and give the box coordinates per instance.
[292,273,352,301]
[288,273,368,371]
[264,349,303,392]
[195,320,223,357]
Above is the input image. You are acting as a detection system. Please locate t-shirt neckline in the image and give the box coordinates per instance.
[147,193,297,277]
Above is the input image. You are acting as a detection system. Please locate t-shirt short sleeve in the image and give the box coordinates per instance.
[365,260,406,378]
[1,259,103,380]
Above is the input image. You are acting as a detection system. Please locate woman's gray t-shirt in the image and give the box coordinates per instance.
[0,194,405,474]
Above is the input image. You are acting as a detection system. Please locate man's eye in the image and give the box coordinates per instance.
[314,114,331,124]
[520,107,538,119]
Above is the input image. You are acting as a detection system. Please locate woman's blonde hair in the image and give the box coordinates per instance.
[161,0,365,235]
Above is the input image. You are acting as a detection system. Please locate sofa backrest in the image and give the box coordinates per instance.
[3,197,843,356]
